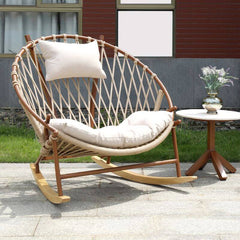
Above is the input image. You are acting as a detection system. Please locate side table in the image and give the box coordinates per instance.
[176,109,240,180]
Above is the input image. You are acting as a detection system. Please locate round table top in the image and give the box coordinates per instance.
[176,109,240,121]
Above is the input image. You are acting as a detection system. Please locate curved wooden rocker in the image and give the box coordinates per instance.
[92,156,197,185]
[11,34,196,204]
[30,163,70,204]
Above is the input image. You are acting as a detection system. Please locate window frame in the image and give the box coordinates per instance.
[117,0,175,10]
[0,0,82,57]
[117,0,175,57]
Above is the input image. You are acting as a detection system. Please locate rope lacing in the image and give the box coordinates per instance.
[22,46,29,54]
[75,34,79,43]
[40,134,58,157]
[134,58,139,65]
[87,36,92,43]
[50,134,58,142]
[151,73,157,79]
[12,79,19,87]
[11,70,18,77]
[99,40,105,48]
[114,47,118,54]
[32,41,36,48]
[12,62,19,69]
[11,63,19,86]
[16,54,23,61]
[63,34,67,42]
[52,34,57,42]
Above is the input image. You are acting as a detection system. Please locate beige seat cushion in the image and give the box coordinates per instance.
[50,111,173,148]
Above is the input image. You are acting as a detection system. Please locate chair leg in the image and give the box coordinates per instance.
[171,127,181,177]
[34,156,44,173]
[52,139,63,196]
[30,136,70,204]
[34,160,40,173]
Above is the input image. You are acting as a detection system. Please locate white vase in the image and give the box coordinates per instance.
[202,92,222,114]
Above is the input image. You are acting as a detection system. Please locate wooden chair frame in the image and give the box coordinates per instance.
[11,34,196,204]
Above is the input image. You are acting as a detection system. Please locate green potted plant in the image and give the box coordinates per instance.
[200,66,238,114]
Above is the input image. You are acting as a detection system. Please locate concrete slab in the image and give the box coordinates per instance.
[0,163,240,239]
[0,216,39,237]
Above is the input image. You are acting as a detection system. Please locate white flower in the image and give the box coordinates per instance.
[200,65,237,92]
[202,67,212,76]
[210,66,218,75]
[218,77,228,84]
[216,68,226,77]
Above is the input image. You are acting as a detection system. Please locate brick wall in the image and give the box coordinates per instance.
[175,0,240,58]
[82,0,116,45]
[82,0,240,58]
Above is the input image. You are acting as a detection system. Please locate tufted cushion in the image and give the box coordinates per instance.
[38,40,106,81]
[50,111,173,148]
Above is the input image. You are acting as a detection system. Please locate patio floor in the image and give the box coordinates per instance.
[0,162,240,240]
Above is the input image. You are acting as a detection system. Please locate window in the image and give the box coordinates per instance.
[117,0,174,57]
[119,0,172,6]
[0,0,82,56]
[41,0,79,3]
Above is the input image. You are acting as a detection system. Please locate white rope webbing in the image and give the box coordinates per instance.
[15,35,165,133]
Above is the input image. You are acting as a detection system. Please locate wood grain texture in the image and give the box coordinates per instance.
[30,164,70,204]
[175,0,240,58]
[92,156,197,185]
[82,0,116,45]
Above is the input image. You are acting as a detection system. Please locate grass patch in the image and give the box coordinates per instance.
[113,128,240,162]
[0,124,239,163]
[0,124,40,163]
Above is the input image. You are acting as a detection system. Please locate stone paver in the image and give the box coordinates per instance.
[0,163,240,239]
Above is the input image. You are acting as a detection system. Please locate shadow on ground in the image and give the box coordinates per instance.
[0,165,220,219]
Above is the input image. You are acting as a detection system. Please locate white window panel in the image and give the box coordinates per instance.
[120,0,172,4]
[41,0,79,3]
[0,11,78,54]
[0,0,35,5]
[118,11,173,57]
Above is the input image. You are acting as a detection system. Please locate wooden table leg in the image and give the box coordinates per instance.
[207,121,215,150]
[185,151,210,176]
[210,151,227,180]
[186,120,235,180]
[215,152,236,173]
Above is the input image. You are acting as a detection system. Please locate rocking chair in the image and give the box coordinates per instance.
[11,34,196,204]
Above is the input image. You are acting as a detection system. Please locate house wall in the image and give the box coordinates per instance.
[1,57,240,109]
[1,0,240,109]
[82,0,116,45]
[175,0,240,58]
[81,0,240,58]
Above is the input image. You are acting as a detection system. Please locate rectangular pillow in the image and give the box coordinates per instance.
[38,40,106,81]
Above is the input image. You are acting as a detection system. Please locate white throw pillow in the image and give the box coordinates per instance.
[50,111,172,148]
[38,40,106,81]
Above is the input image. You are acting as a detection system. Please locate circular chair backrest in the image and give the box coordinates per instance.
[11,34,174,142]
